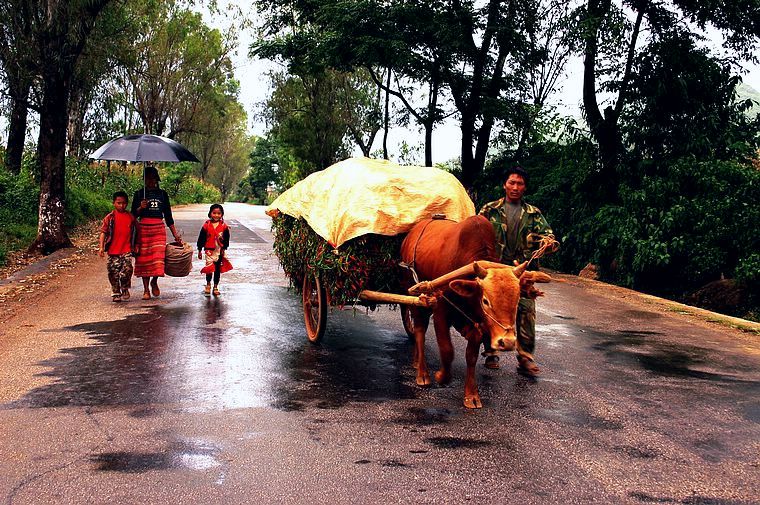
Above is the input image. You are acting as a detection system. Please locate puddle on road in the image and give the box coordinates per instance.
[8,285,418,411]
[425,436,492,449]
[91,438,221,473]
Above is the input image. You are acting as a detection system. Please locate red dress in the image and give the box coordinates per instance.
[199,220,233,274]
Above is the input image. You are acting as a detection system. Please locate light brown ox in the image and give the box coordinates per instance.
[400,215,551,408]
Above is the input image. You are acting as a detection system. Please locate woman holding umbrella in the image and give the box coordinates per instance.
[131,164,182,300]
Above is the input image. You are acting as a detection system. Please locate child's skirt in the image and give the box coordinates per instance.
[200,248,233,274]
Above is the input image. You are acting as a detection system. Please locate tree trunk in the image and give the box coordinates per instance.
[459,113,477,189]
[382,68,390,160]
[582,0,617,169]
[30,71,73,254]
[66,86,86,159]
[423,78,439,167]
[5,82,30,175]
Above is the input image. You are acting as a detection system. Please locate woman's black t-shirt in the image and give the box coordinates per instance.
[131,188,175,226]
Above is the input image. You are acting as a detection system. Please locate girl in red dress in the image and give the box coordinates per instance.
[196,204,232,296]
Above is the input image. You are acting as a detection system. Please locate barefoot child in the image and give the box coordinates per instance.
[197,204,232,296]
[98,191,138,301]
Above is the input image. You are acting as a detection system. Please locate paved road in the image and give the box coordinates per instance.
[0,203,758,504]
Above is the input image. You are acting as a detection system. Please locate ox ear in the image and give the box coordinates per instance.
[449,279,480,299]
[512,261,529,278]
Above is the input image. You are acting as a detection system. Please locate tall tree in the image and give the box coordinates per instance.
[65,3,137,158]
[254,0,543,187]
[262,69,351,174]
[128,3,235,138]
[580,0,760,196]
[0,0,35,174]
[9,0,116,253]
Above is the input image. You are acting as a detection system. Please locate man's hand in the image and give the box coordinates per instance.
[139,199,148,210]
[526,233,542,250]
[198,250,203,260]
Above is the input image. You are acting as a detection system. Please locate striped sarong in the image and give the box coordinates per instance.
[134,217,165,277]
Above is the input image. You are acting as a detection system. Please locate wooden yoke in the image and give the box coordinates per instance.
[407,262,479,295]
[358,290,437,308]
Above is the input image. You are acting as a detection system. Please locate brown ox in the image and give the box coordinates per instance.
[400,215,550,408]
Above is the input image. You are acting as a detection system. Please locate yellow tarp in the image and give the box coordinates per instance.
[265,157,475,248]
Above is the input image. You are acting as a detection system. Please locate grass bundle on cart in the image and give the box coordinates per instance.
[271,214,403,307]
[266,157,476,342]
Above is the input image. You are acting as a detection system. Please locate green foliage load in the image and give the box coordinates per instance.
[271,214,404,307]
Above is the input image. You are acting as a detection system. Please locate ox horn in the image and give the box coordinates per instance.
[513,261,528,278]
[473,261,489,279]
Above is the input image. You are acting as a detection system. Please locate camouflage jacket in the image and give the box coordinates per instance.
[478,197,556,267]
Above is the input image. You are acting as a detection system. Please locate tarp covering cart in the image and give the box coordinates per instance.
[266,157,475,342]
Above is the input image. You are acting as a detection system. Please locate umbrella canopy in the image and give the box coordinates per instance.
[89,134,199,163]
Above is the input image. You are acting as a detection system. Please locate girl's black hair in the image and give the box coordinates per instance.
[208,203,225,218]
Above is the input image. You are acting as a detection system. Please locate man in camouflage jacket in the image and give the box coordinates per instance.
[479,166,557,377]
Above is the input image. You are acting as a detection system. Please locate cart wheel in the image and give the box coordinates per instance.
[400,305,415,341]
[302,271,327,343]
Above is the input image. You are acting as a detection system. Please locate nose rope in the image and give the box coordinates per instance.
[439,292,513,333]
[480,302,513,332]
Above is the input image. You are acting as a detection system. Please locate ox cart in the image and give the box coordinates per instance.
[266,157,476,343]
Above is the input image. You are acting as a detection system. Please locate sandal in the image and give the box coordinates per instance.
[204,285,211,296]
[151,283,160,297]
[121,289,130,301]
[212,287,220,297]
[111,294,122,302]
[142,291,151,300]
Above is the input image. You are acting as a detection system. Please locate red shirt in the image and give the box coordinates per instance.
[203,220,228,250]
[101,211,135,255]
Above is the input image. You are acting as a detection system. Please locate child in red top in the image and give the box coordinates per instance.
[196,203,232,296]
[98,191,138,301]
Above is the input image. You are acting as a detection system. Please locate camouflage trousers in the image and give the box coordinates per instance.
[107,254,133,295]
[482,297,536,362]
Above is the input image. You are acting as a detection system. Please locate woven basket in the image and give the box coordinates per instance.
[164,241,193,277]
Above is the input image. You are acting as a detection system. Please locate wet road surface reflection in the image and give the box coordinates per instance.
[12,284,418,411]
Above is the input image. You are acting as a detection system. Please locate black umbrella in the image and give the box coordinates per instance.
[90,134,200,200]
[89,134,200,163]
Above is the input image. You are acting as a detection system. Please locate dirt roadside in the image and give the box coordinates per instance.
[0,221,101,325]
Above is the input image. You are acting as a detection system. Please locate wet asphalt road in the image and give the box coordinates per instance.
[0,203,758,504]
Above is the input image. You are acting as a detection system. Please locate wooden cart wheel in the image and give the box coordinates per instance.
[400,305,415,341]
[302,271,327,343]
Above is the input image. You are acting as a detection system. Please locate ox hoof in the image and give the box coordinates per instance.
[463,395,482,409]
[434,370,451,385]
[416,373,432,387]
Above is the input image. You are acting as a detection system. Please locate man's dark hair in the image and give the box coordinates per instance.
[112,190,129,202]
[504,166,528,184]
[208,203,225,218]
